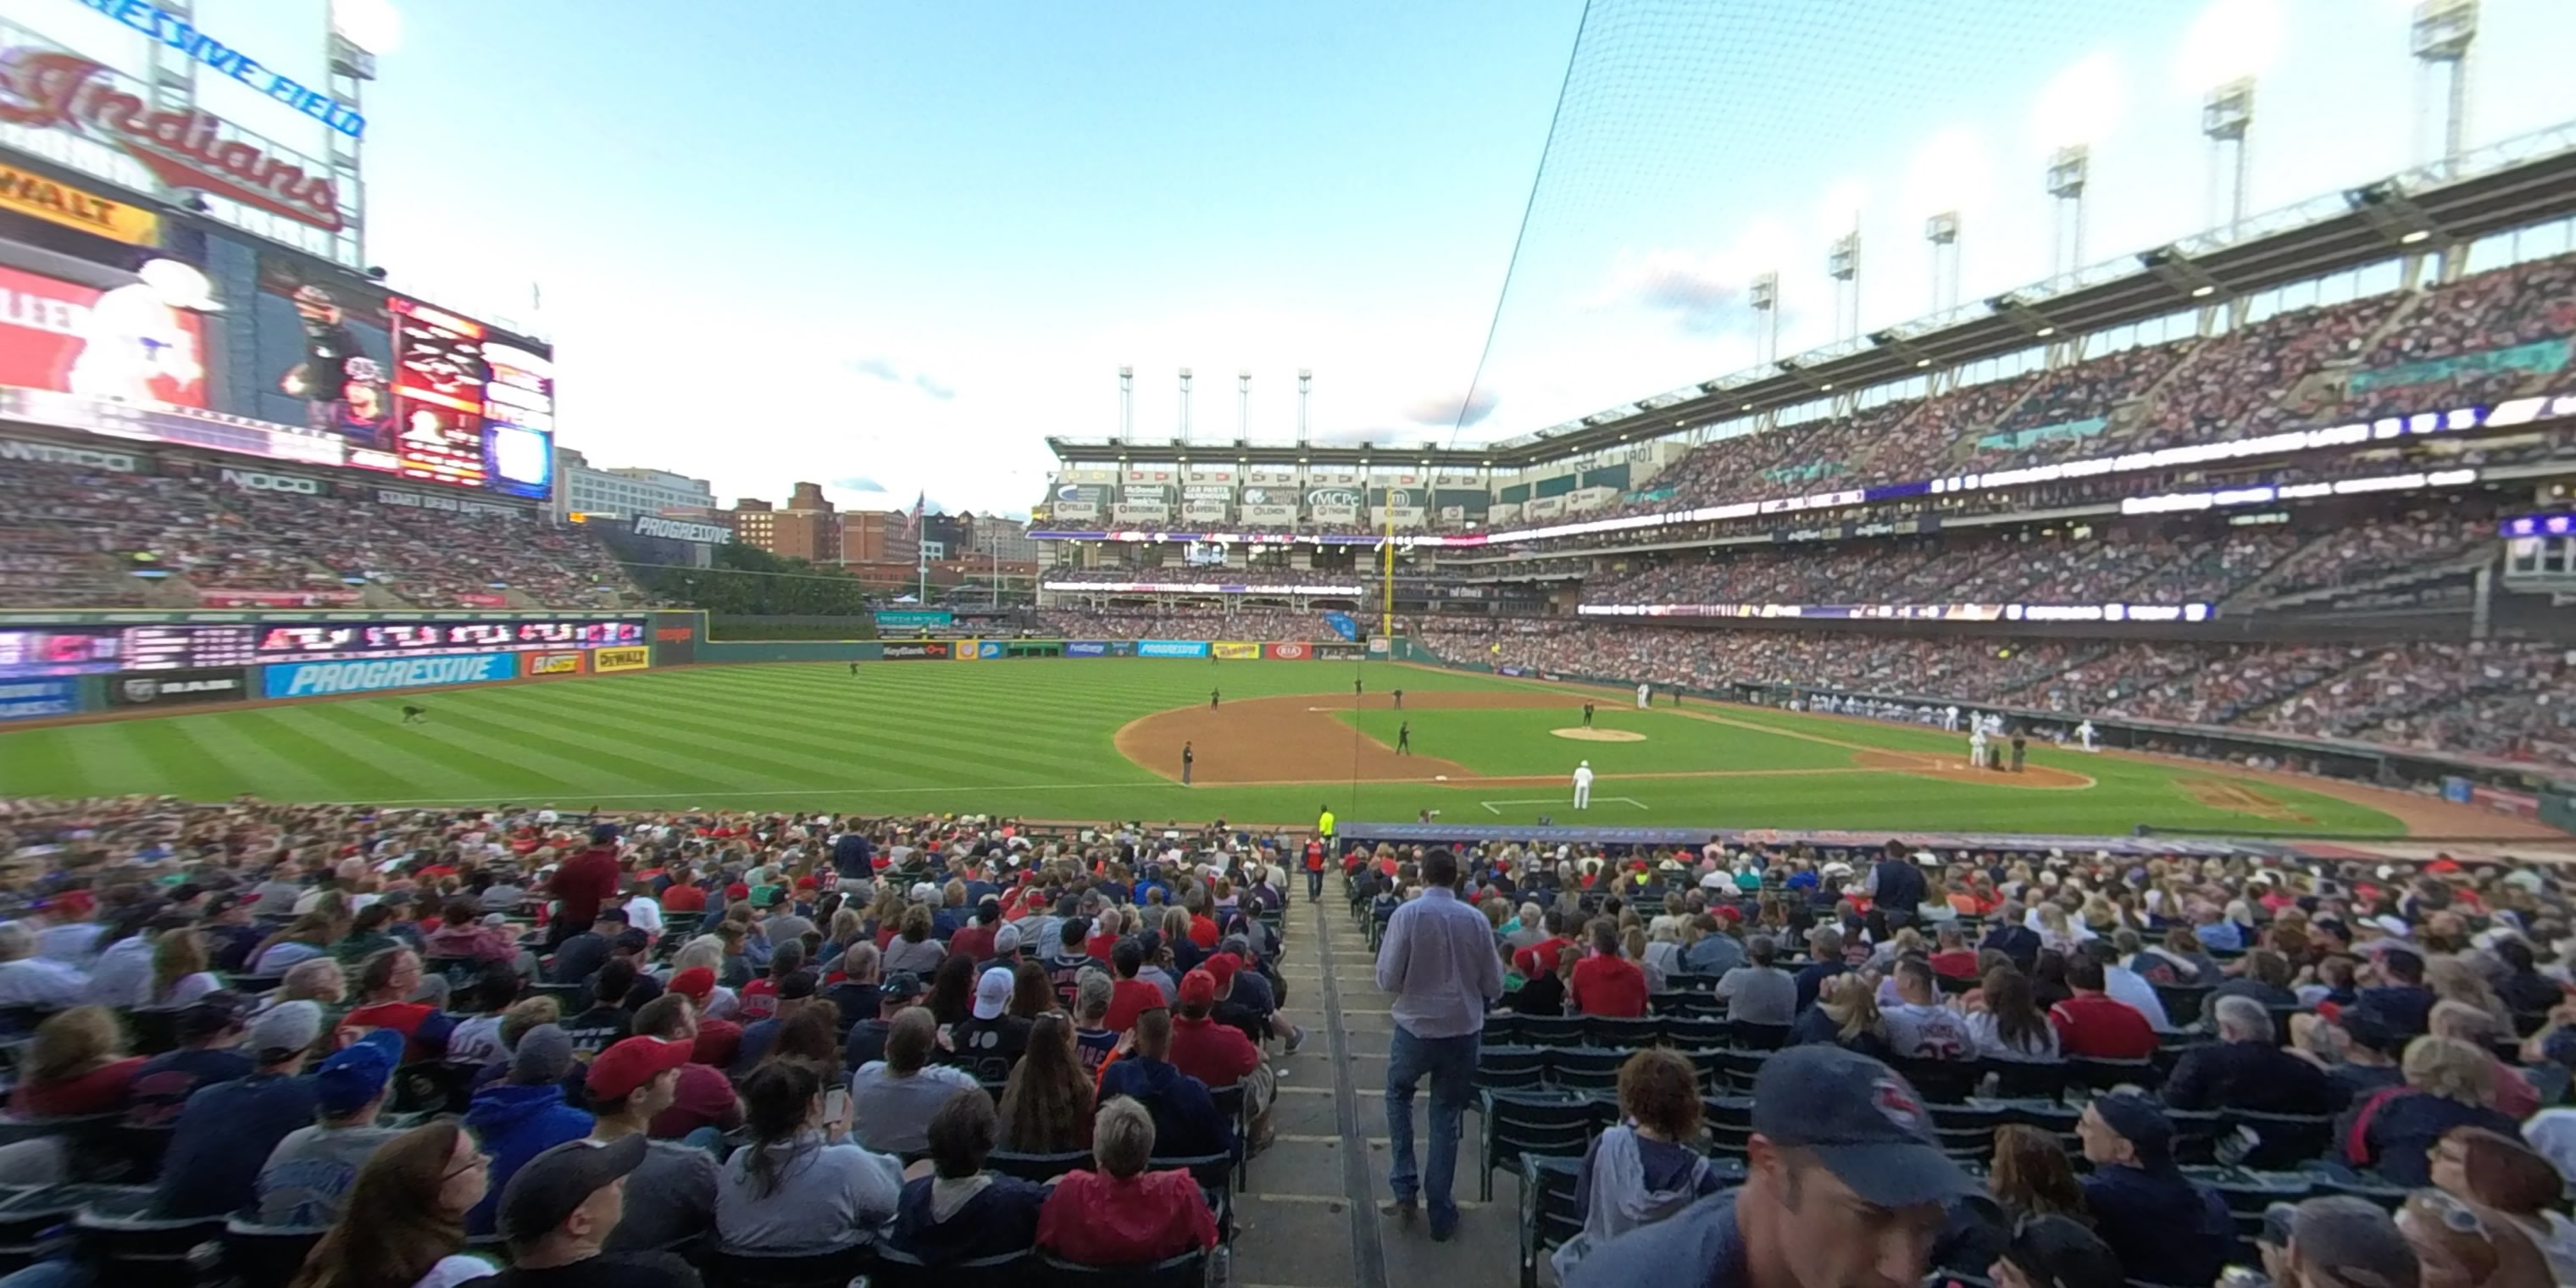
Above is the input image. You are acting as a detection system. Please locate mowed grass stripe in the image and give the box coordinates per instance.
[522,685,898,789]
[710,668,1164,727]
[297,702,585,798]
[175,710,361,800]
[616,680,1134,786]
[389,698,731,796]
[225,708,464,802]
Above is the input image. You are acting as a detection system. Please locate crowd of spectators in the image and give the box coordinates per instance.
[1407,619,2576,766]
[1034,608,1338,640]
[0,802,1310,1282]
[0,459,647,610]
[1355,824,2576,1288]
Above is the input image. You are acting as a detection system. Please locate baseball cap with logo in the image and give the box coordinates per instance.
[668,967,715,1003]
[315,1029,405,1114]
[1748,1045,1975,1208]
[881,970,925,1003]
[497,1133,649,1246]
[971,966,1014,1020]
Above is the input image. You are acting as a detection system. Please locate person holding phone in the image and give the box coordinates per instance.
[583,1036,717,1252]
[718,1058,902,1253]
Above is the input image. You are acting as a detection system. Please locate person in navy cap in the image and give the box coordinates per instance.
[1562,1045,1979,1288]
[2075,1092,2234,1287]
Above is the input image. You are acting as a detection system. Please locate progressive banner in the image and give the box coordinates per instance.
[1136,641,1211,658]
[591,647,651,673]
[1212,641,1262,660]
[264,652,512,698]
[0,679,80,721]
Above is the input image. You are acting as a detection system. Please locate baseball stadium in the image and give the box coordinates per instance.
[7,3,2576,1288]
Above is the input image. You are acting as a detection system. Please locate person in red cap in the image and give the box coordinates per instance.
[629,994,741,1141]
[583,1035,718,1252]
[1172,968,1269,1149]
[666,967,742,1068]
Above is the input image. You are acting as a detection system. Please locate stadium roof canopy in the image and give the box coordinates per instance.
[1047,125,2576,473]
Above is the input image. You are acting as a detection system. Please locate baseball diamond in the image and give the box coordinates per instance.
[4,657,2551,841]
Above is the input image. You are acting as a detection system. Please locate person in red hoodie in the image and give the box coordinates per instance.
[1104,940,1168,1035]
[2048,955,2159,1058]
[1569,919,1650,1019]
[1169,968,1271,1146]
[545,823,625,950]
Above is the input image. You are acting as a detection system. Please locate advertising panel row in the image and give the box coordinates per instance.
[261,643,646,697]
[881,641,952,660]
[1212,641,1261,659]
[1052,640,1352,661]
[1577,601,2215,625]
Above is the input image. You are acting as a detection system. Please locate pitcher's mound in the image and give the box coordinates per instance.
[1553,727,1645,742]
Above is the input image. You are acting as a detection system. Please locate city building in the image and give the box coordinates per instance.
[553,447,718,521]
[839,510,920,566]
[725,482,841,563]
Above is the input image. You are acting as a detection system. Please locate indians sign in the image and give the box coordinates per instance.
[0,49,342,230]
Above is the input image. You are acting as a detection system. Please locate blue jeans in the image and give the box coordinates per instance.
[1307,869,1323,901]
[1385,1024,1480,1227]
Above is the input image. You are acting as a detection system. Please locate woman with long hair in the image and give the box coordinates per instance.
[11,1006,145,1116]
[147,929,221,1009]
[289,1119,491,1288]
[1791,973,1890,1059]
[757,1003,845,1082]
[1988,1124,2088,1221]
[717,1058,902,1252]
[924,952,977,1027]
[2430,1126,2576,1282]
[247,910,345,974]
[1968,967,2062,1062]
[1008,960,1056,1021]
[997,1013,1095,1154]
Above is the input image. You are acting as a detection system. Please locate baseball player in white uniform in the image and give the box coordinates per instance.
[2075,719,2098,752]
[1635,682,1651,710]
[1968,725,1990,771]
[1573,760,1595,809]
[1941,705,1960,732]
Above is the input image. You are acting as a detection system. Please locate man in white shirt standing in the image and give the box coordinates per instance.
[2076,719,2098,752]
[1374,848,1503,1241]
[1572,760,1595,810]
[1635,681,1650,710]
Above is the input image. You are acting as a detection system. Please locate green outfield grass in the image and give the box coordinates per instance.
[0,659,2405,836]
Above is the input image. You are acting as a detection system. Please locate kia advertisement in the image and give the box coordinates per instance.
[0,264,208,408]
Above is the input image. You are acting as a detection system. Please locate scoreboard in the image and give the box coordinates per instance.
[0,619,647,679]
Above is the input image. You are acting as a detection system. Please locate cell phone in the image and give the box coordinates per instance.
[824,1088,850,1122]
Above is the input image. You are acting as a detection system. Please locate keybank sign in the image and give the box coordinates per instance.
[265,652,511,697]
[69,0,367,137]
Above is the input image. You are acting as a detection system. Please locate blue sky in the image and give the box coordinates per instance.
[225,0,2576,514]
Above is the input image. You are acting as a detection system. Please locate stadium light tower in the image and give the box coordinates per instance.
[2201,78,2256,234]
[2046,146,2090,278]
[1827,233,1861,343]
[2412,0,2478,170]
[1177,368,1193,447]
[1749,272,1780,365]
[1924,211,1960,314]
[1237,369,1251,443]
[1297,368,1312,450]
[1117,365,1133,441]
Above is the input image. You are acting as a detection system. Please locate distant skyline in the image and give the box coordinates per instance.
[329,2,2576,514]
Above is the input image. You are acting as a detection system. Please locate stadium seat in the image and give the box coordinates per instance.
[1663,1016,1729,1049]
[1890,1057,1979,1105]
[1482,1013,1525,1046]
[1208,1081,1252,1187]
[1702,1095,1756,1159]
[2167,1109,2224,1165]
[71,1189,220,1288]
[1709,1049,1771,1094]
[1729,1020,1790,1051]
[1549,1046,1626,1094]
[2153,984,2213,1030]
[1516,1015,1585,1047]
[1926,1102,2007,1159]
[2063,1057,2159,1096]
[1663,972,1718,993]
[1474,1045,1547,1091]
[0,1185,85,1274]
[108,1123,175,1184]
[121,1009,180,1058]
[1583,1015,1662,1050]
[707,1241,878,1288]
[1038,1249,1206,1288]
[222,1218,330,1288]
[1480,1090,1596,1202]
[1518,1153,1585,1288]
[1980,1058,2068,1102]
[985,1149,1091,1183]
[873,1244,1032,1288]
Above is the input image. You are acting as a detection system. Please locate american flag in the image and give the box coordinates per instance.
[903,490,924,536]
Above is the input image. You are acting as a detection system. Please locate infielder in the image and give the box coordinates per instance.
[1572,759,1595,809]
[2075,719,2098,752]
[1968,725,1990,771]
[1941,705,1960,732]
[1635,682,1650,710]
